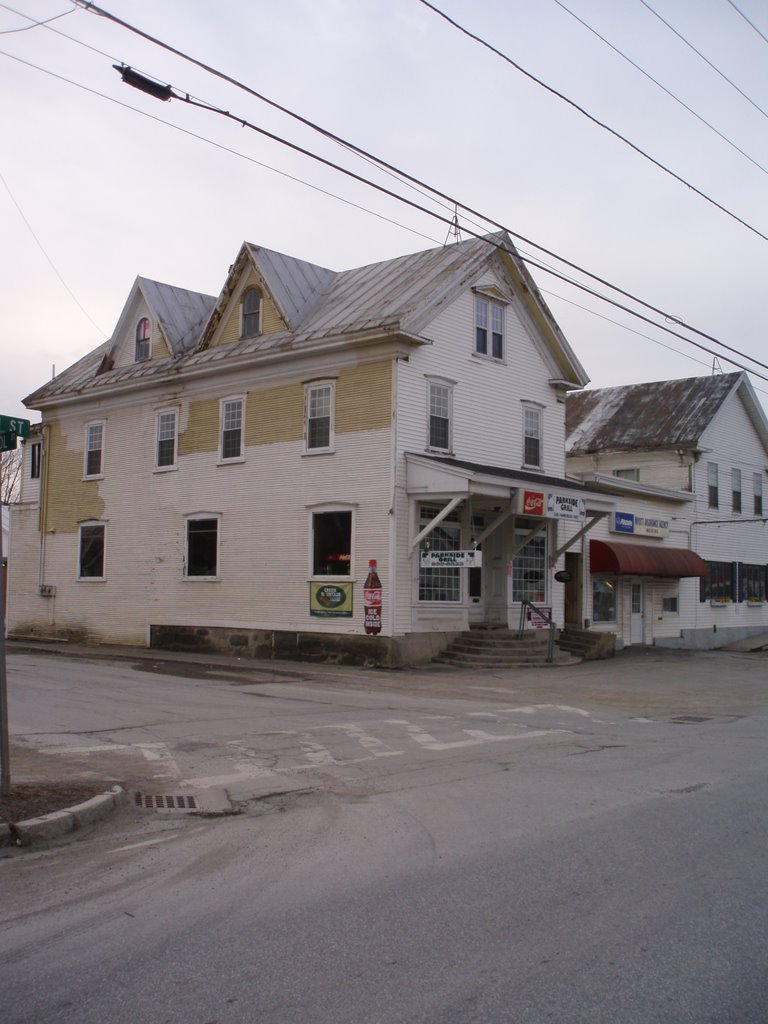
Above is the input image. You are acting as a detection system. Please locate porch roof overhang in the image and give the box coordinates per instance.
[590,539,707,578]
[405,452,610,506]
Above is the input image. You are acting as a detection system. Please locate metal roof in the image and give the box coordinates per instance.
[565,374,742,454]
[138,279,216,356]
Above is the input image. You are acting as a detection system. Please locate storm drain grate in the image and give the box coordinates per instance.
[133,792,198,810]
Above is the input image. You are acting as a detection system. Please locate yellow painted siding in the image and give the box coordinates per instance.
[247,384,303,446]
[217,271,286,346]
[179,398,219,455]
[150,329,171,360]
[45,420,105,533]
[337,362,391,433]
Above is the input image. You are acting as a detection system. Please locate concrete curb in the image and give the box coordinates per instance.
[3,785,127,848]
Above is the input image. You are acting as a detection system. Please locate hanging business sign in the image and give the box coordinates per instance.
[420,550,482,568]
[547,493,586,521]
[310,582,353,617]
[611,511,669,538]
[522,490,545,516]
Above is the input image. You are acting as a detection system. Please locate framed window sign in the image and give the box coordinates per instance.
[310,582,353,617]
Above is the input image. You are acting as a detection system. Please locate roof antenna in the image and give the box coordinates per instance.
[712,357,723,375]
[444,205,462,246]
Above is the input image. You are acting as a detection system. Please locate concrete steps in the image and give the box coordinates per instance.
[435,628,579,668]
[556,628,616,661]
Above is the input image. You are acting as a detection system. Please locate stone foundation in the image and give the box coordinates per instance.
[150,624,458,669]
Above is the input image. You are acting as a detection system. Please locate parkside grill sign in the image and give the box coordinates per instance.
[611,511,670,538]
[521,490,586,522]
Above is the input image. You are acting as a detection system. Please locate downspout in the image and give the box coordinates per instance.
[388,359,398,647]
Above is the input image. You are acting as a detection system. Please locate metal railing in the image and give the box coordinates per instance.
[517,600,556,663]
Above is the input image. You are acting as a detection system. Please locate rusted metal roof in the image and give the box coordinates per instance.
[566,374,741,454]
[138,279,216,356]
[590,539,707,577]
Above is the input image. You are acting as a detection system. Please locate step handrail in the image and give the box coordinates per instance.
[518,600,555,663]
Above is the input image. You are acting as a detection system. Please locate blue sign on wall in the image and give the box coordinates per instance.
[613,512,635,534]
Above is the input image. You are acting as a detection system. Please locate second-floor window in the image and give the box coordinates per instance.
[613,468,639,481]
[306,383,334,452]
[523,406,542,468]
[156,410,178,469]
[755,473,763,516]
[428,380,453,451]
[84,422,104,478]
[474,296,504,359]
[732,469,742,513]
[707,462,718,509]
[135,318,151,362]
[220,398,244,461]
[30,441,42,479]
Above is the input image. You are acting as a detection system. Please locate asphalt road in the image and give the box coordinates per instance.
[1,646,767,1023]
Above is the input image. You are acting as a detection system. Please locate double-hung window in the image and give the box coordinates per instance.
[428,380,453,452]
[241,288,261,338]
[707,462,719,509]
[30,441,42,480]
[84,422,104,478]
[306,382,334,452]
[523,405,543,469]
[732,469,742,514]
[220,398,244,461]
[755,473,763,516]
[78,522,105,579]
[474,296,504,359]
[185,516,219,577]
[156,409,178,469]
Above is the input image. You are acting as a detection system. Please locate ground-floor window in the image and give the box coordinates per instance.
[186,517,219,577]
[661,595,679,614]
[312,510,352,576]
[511,529,546,602]
[592,578,617,623]
[419,504,461,601]
[78,522,105,579]
[700,560,735,602]
[740,563,767,602]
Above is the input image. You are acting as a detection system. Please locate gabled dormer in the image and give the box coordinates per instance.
[199,242,337,350]
[103,277,216,371]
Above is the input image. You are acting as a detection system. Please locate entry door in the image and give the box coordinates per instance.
[630,581,644,644]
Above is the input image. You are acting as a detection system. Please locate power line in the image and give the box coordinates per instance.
[415,0,768,243]
[638,0,768,119]
[551,0,768,177]
[6,8,768,385]
[61,0,768,372]
[0,5,73,34]
[0,166,105,336]
[725,0,768,46]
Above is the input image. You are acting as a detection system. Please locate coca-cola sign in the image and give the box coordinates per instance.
[523,490,545,515]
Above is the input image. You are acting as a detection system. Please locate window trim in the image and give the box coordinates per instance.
[309,506,354,580]
[522,403,544,470]
[304,381,336,454]
[78,521,106,581]
[427,378,454,454]
[219,396,245,464]
[241,287,262,339]
[155,407,179,471]
[473,293,506,361]
[83,421,105,480]
[135,317,151,362]
[184,513,221,580]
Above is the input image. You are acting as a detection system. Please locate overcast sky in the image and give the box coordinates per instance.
[1,0,767,422]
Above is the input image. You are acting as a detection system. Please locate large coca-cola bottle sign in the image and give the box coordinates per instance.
[363,558,382,635]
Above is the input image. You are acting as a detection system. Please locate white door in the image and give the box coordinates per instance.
[630,581,644,644]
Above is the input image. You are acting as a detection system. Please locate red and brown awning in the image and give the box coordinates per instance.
[590,540,707,578]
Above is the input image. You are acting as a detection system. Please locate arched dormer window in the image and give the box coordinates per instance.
[242,288,261,338]
[135,318,151,362]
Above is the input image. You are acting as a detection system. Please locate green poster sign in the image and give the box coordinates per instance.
[310,582,353,617]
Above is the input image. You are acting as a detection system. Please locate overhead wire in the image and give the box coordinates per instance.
[4,7,768,384]
[551,0,768,177]
[58,0,768,373]
[725,0,768,46]
[0,4,73,34]
[638,0,768,119]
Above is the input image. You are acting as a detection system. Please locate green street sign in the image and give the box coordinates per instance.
[0,433,18,453]
[0,415,30,438]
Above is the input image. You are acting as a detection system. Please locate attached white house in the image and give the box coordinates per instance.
[8,231,617,665]
[566,372,768,649]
